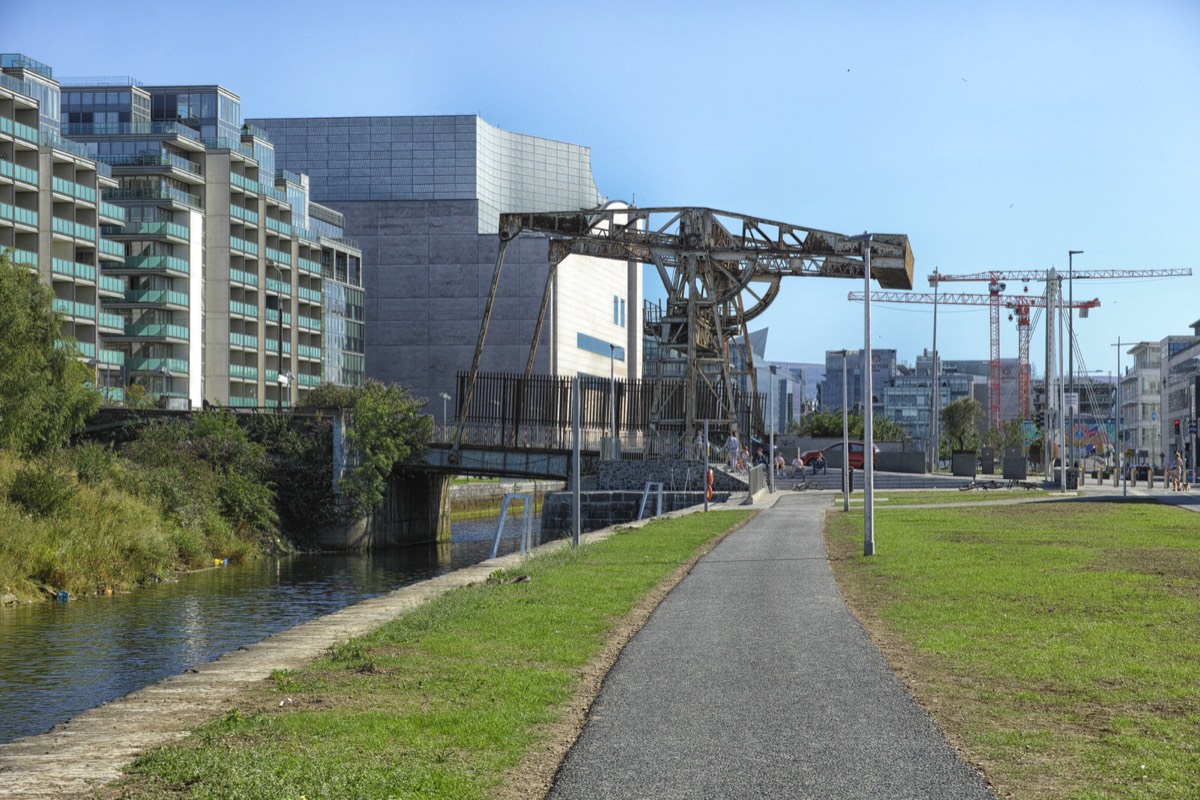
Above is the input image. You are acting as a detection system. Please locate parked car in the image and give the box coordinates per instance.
[799,441,878,469]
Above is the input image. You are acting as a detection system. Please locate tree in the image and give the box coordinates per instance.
[302,380,431,518]
[941,397,982,452]
[0,252,101,455]
[794,408,905,441]
[982,419,1025,452]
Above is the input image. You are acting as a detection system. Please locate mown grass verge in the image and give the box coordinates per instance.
[825,498,1200,799]
[110,509,753,800]
[836,488,1061,506]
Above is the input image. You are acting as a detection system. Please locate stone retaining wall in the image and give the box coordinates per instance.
[598,459,747,492]
[540,490,730,538]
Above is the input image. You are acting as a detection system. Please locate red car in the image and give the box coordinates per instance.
[799,441,878,469]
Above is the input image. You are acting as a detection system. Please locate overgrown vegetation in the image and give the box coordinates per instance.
[111,511,752,800]
[0,251,431,602]
[826,500,1200,798]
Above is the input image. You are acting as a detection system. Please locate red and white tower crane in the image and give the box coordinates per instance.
[926,268,1191,427]
[849,290,1100,423]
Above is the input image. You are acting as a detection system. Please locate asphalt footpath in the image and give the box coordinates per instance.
[548,492,996,800]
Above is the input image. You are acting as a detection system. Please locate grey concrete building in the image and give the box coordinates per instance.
[247,114,641,412]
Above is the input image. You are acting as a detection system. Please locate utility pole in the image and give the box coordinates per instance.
[1068,250,1083,471]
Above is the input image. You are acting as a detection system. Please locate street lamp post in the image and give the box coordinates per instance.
[609,343,617,459]
[768,364,777,493]
[1068,250,1083,470]
[848,232,875,556]
[840,349,850,512]
[439,392,452,438]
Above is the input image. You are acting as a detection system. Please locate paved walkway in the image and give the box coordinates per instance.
[549,492,996,800]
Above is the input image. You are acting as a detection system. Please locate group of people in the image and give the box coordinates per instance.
[723,433,824,478]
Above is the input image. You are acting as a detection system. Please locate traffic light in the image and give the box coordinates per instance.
[1174,419,1181,435]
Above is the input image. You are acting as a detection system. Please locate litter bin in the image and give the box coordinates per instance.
[1066,468,1079,490]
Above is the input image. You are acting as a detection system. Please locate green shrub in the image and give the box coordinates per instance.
[68,441,118,486]
[8,460,75,517]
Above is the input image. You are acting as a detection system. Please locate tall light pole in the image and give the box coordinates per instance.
[439,391,451,436]
[848,232,875,556]
[930,269,940,473]
[609,343,617,459]
[840,349,850,512]
[1067,250,1083,471]
[1112,337,1126,496]
[768,364,777,493]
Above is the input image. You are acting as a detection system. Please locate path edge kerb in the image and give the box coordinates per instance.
[496,509,759,800]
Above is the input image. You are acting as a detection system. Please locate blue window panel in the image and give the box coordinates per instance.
[577,332,624,362]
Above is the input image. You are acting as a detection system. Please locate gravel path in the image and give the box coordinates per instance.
[548,492,997,800]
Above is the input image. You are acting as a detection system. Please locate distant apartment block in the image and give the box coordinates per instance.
[44,66,365,409]
[247,114,641,410]
[1,53,128,398]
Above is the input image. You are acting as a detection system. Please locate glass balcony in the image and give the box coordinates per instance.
[102,186,201,208]
[264,339,291,354]
[227,395,258,408]
[52,216,75,236]
[95,152,203,176]
[53,298,96,319]
[229,300,258,318]
[297,286,322,303]
[230,235,259,256]
[264,276,291,296]
[128,357,189,374]
[74,183,96,203]
[230,332,259,349]
[297,257,321,275]
[1,202,38,226]
[5,248,38,267]
[125,289,189,305]
[264,308,291,325]
[0,159,37,185]
[125,323,189,339]
[98,312,124,331]
[229,364,259,380]
[52,258,96,282]
[98,201,126,222]
[297,344,322,359]
[40,131,91,159]
[297,373,322,387]
[98,349,125,366]
[13,119,38,144]
[298,315,322,331]
[265,217,292,237]
[112,221,190,239]
[74,222,96,241]
[229,204,259,225]
[123,255,189,273]
[99,238,125,258]
[62,121,200,142]
[69,340,96,358]
[229,172,259,194]
[265,247,291,266]
[229,267,259,286]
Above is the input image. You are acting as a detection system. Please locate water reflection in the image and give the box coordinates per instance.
[0,518,547,745]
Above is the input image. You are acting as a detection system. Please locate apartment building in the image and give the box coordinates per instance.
[1,53,128,399]
[1161,325,1200,462]
[56,75,365,408]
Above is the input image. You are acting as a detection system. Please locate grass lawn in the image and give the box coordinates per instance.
[836,488,1062,506]
[825,498,1200,799]
[109,510,752,800]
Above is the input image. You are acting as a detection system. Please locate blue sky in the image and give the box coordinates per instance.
[11,0,1199,379]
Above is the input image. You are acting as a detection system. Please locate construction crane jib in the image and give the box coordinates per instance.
[924,267,1191,428]
[848,290,1101,421]
[450,206,914,462]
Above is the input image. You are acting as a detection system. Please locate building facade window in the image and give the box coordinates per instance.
[577,332,624,361]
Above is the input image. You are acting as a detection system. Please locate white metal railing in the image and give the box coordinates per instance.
[489,493,533,559]
[638,482,664,520]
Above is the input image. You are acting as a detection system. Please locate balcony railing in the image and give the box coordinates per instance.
[297,256,321,275]
[265,217,292,237]
[265,247,291,266]
[230,332,259,349]
[127,357,188,374]
[53,298,96,319]
[229,172,259,194]
[297,373,322,387]
[97,348,125,366]
[99,238,125,258]
[0,202,38,227]
[98,200,126,222]
[297,344,322,359]
[229,267,259,286]
[109,220,190,239]
[4,248,38,267]
[230,235,259,256]
[297,286,322,303]
[229,204,259,225]
[227,395,259,408]
[123,254,189,273]
[103,186,201,208]
[124,323,189,339]
[125,289,189,305]
[95,152,203,175]
[229,300,259,318]
[52,258,96,282]
[0,159,37,185]
[62,121,199,141]
[99,274,124,294]
[264,276,291,296]
[98,312,124,331]
[229,364,259,380]
[297,315,322,331]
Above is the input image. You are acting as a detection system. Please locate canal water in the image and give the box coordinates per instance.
[0,516,546,746]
